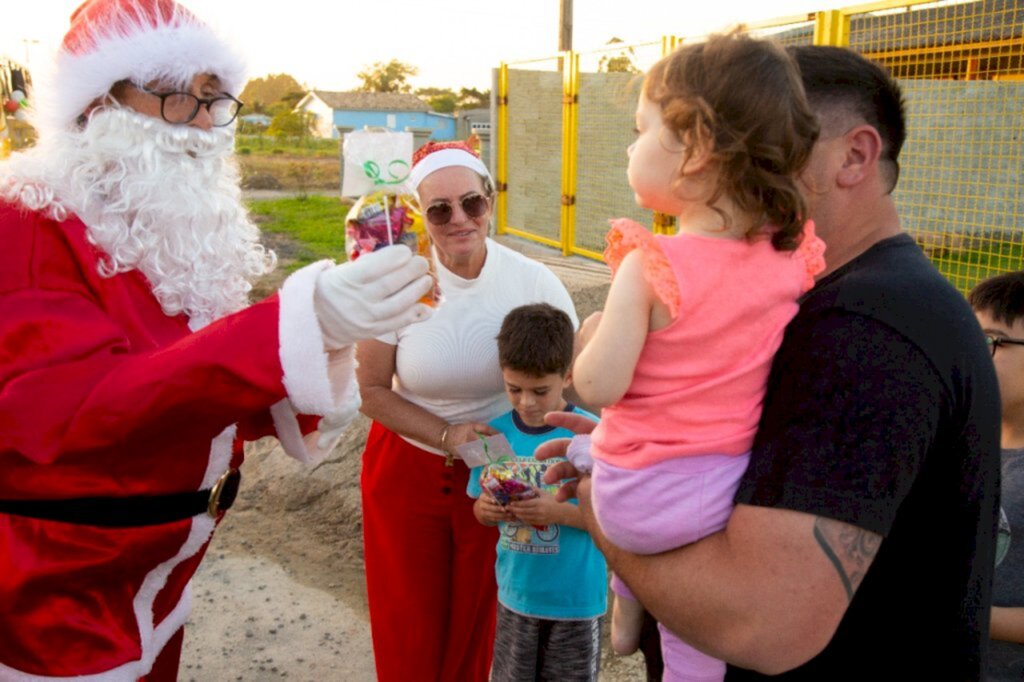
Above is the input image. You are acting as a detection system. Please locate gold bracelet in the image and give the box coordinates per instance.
[439,424,455,467]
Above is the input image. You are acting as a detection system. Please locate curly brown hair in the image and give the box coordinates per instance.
[644,33,819,251]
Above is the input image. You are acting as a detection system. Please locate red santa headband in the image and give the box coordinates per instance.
[408,141,492,191]
[34,0,246,135]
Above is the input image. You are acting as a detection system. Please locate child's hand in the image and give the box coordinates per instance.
[473,494,515,526]
[508,489,566,527]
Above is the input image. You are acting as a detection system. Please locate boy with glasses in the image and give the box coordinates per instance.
[970,271,1024,680]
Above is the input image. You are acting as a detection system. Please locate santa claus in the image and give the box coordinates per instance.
[0,0,432,679]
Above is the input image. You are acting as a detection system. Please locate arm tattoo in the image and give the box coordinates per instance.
[812,517,882,602]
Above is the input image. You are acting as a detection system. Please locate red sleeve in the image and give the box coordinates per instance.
[0,287,287,466]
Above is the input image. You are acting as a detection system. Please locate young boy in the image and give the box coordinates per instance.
[969,272,1024,680]
[467,303,607,682]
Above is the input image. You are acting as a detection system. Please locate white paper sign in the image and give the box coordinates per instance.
[342,129,414,197]
[455,433,516,469]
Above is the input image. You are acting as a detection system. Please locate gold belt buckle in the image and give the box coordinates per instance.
[207,468,241,518]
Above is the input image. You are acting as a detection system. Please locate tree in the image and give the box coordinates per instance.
[267,110,313,139]
[240,73,305,113]
[416,87,457,113]
[357,60,418,93]
[598,38,640,74]
[457,87,490,110]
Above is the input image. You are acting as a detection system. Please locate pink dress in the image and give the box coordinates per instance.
[590,218,825,680]
[590,219,825,681]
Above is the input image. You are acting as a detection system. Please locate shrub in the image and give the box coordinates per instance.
[241,172,283,190]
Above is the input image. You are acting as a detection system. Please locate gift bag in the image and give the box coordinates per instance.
[342,130,440,305]
[457,434,539,506]
[342,129,413,197]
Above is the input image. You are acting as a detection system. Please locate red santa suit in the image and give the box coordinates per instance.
[0,200,349,679]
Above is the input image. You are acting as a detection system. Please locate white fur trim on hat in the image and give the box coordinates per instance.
[33,0,246,137]
[408,148,492,191]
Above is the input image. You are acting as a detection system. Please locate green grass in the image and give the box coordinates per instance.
[923,237,1023,294]
[236,134,339,159]
[247,195,351,271]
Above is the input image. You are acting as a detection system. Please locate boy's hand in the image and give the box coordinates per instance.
[473,494,515,526]
[508,489,566,527]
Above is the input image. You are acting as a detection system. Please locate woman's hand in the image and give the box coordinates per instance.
[443,421,499,454]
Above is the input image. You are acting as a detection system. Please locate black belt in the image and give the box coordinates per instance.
[0,469,241,528]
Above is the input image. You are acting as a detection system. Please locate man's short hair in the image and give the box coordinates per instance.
[968,271,1024,327]
[789,46,906,192]
[497,303,575,377]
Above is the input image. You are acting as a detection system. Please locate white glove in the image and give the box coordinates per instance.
[315,246,433,349]
[316,349,363,450]
[316,390,361,450]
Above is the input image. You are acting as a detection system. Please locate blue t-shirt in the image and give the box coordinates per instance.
[467,405,607,620]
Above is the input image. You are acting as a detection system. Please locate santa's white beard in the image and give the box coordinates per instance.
[0,106,275,330]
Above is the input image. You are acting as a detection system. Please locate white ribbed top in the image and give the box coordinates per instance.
[380,239,578,454]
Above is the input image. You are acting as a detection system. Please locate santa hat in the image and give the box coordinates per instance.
[33,0,246,135]
[408,140,493,191]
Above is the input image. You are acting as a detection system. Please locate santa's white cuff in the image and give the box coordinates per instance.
[274,272,361,465]
[278,260,336,415]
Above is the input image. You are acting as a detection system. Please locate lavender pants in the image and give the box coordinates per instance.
[592,452,750,682]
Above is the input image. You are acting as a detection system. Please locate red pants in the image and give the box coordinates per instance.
[361,422,498,682]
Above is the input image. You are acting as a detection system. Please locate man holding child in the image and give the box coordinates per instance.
[544,44,1000,678]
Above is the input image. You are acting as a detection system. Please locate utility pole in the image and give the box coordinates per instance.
[558,0,573,51]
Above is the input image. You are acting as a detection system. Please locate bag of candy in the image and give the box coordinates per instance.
[344,193,440,306]
[344,191,414,259]
[480,463,540,506]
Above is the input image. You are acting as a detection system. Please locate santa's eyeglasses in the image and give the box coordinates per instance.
[140,87,244,127]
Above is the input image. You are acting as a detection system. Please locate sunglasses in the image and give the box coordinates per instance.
[424,193,490,226]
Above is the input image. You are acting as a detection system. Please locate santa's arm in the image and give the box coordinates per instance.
[0,261,340,466]
[237,262,362,465]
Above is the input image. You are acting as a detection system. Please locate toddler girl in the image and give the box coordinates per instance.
[572,33,826,681]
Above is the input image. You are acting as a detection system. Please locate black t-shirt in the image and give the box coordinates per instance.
[727,234,1001,680]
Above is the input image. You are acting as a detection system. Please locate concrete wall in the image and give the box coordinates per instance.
[897,78,1024,237]
[505,69,562,243]
[504,71,1024,263]
[574,72,650,253]
[503,70,655,251]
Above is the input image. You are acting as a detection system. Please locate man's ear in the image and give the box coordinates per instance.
[837,124,883,189]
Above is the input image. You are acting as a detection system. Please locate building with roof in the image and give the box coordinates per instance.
[295,90,456,140]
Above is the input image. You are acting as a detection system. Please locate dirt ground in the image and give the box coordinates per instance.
[182,234,652,681]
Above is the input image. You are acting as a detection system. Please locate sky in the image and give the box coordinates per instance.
[5,0,829,93]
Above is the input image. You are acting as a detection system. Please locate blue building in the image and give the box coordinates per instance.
[295,90,456,140]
